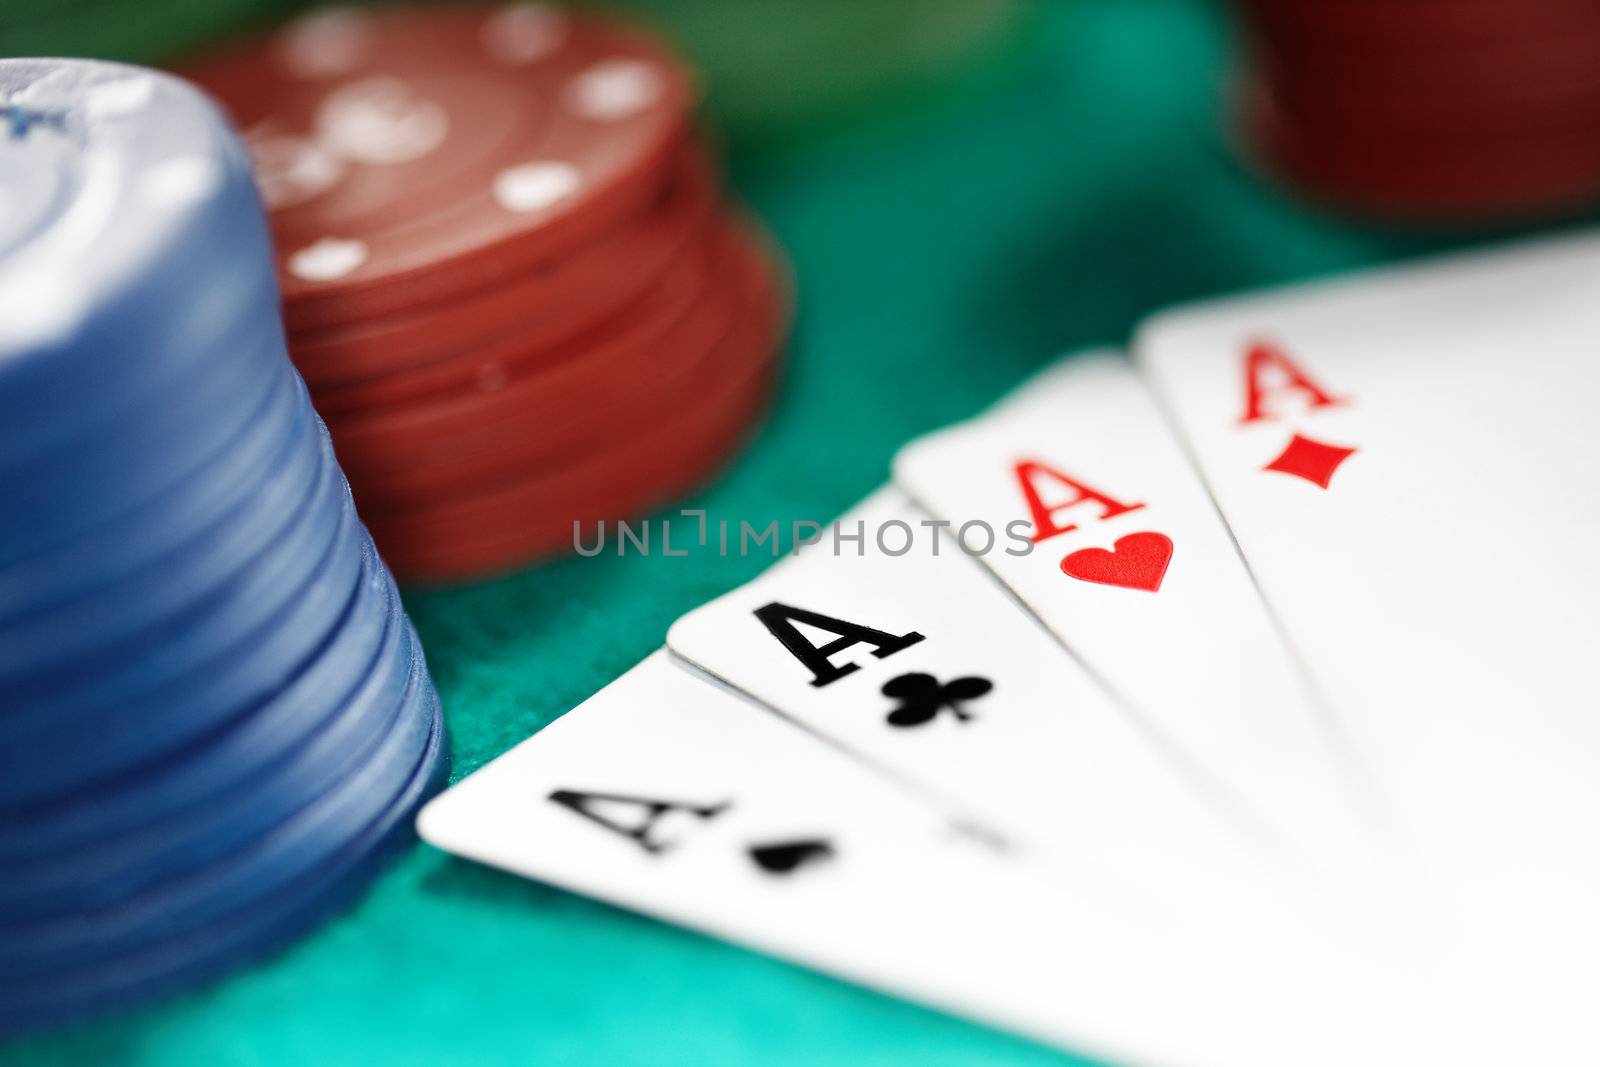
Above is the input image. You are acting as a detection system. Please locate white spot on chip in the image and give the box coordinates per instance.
[141,156,220,207]
[288,237,368,281]
[279,8,373,79]
[564,59,663,121]
[83,75,155,120]
[493,161,580,213]
[482,3,569,64]
[315,77,449,164]
[245,128,346,209]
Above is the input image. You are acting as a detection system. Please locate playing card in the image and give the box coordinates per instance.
[891,351,1392,913]
[666,487,1392,950]
[1135,232,1600,1058]
[418,650,1446,1067]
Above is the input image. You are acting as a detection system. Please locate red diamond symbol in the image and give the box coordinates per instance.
[1262,433,1357,489]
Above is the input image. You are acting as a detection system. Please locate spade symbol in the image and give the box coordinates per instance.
[748,838,835,876]
[880,672,993,728]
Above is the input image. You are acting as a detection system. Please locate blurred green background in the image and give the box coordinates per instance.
[3,0,1034,141]
[0,0,1565,1064]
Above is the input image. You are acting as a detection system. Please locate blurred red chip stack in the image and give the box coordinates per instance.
[1231,0,1600,222]
[185,3,790,583]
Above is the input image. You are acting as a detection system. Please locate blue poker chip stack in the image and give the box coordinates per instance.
[0,59,449,1034]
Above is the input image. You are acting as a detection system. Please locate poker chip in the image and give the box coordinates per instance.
[371,218,788,581]
[0,692,448,1036]
[0,58,448,1034]
[0,538,402,877]
[290,146,721,394]
[1230,0,1600,222]
[183,3,793,583]
[1,625,435,969]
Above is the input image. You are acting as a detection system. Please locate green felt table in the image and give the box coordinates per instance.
[1,1,1558,1063]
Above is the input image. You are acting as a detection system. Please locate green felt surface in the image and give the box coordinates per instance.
[2,1,1563,1064]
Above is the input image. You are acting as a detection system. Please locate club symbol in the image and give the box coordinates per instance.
[748,838,835,876]
[880,672,993,728]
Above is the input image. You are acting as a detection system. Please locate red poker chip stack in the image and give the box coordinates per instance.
[183,3,789,582]
[1230,0,1600,222]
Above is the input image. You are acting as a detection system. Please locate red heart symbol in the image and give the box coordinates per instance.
[1060,532,1173,592]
